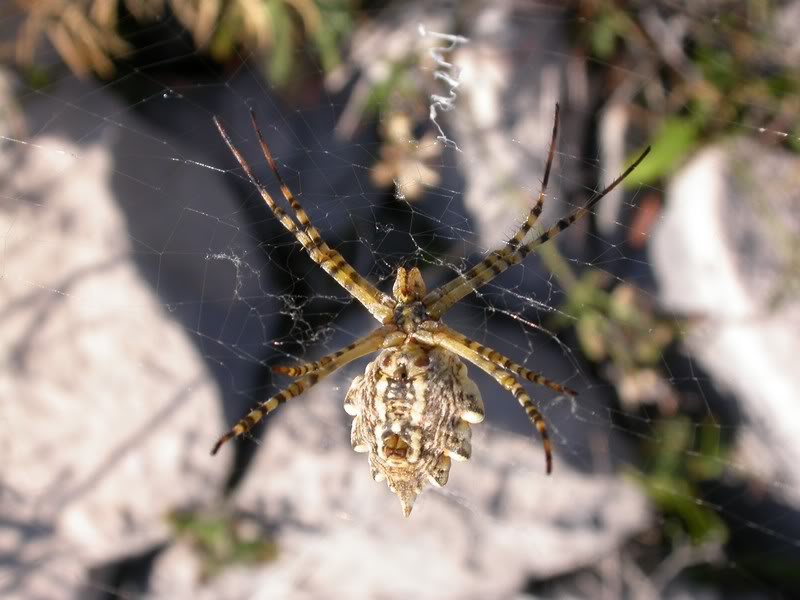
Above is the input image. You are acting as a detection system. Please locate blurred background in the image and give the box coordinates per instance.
[1,1,799,598]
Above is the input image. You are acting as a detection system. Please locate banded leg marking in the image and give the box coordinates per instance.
[427,332,553,474]
[214,116,394,323]
[211,326,390,455]
[210,374,321,455]
[272,325,395,378]
[422,105,559,316]
[498,371,553,475]
[248,111,393,313]
[424,136,650,318]
[431,325,577,397]
[504,102,559,255]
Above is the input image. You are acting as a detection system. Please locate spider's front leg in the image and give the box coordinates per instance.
[422,130,650,319]
[214,114,395,323]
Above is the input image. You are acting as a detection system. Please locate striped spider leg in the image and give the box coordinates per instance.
[412,104,648,474]
[211,325,396,455]
[423,104,651,318]
[210,105,649,517]
[214,111,396,324]
[211,112,399,455]
[412,322,578,475]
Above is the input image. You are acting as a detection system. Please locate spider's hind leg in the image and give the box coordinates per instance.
[271,325,397,378]
[418,325,558,473]
[210,373,322,455]
[431,325,577,397]
[489,367,553,475]
[211,326,392,454]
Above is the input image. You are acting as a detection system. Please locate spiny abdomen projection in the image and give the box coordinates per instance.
[344,344,485,516]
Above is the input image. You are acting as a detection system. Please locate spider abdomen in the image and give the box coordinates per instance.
[344,343,485,516]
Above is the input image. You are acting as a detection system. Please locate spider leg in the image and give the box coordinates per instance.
[211,326,390,455]
[416,326,553,473]
[497,372,552,474]
[422,104,559,317]
[426,324,577,396]
[214,115,395,324]
[272,325,396,377]
[423,137,650,319]
[504,102,559,255]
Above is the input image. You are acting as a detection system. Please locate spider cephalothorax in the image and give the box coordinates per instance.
[392,267,431,333]
[210,105,650,516]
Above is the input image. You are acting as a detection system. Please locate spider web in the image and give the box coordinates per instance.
[1,2,800,599]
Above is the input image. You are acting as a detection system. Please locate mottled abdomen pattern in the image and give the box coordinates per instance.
[344,343,485,516]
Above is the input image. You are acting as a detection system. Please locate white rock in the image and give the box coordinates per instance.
[650,137,800,506]
[335,1,586,256]
[149,376,649,600]
[450,2,575,253]
[0,133,229,599]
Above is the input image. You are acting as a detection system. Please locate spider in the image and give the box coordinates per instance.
[211,105,650,516]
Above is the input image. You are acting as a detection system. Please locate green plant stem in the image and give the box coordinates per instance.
[538,242,579,292]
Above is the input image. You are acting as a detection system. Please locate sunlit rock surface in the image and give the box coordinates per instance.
[149,379,650,600]
[651,137,800,507]
[0,133,229,599]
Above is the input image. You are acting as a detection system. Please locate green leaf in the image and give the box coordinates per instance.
[168,509,278,578]
[576,310,608,362]
[267,0,294,86]
[312,3,354,73]
[626,116,702,186]
[590,15,618,59]
[789,127,800,153]
[363,60,414,115]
